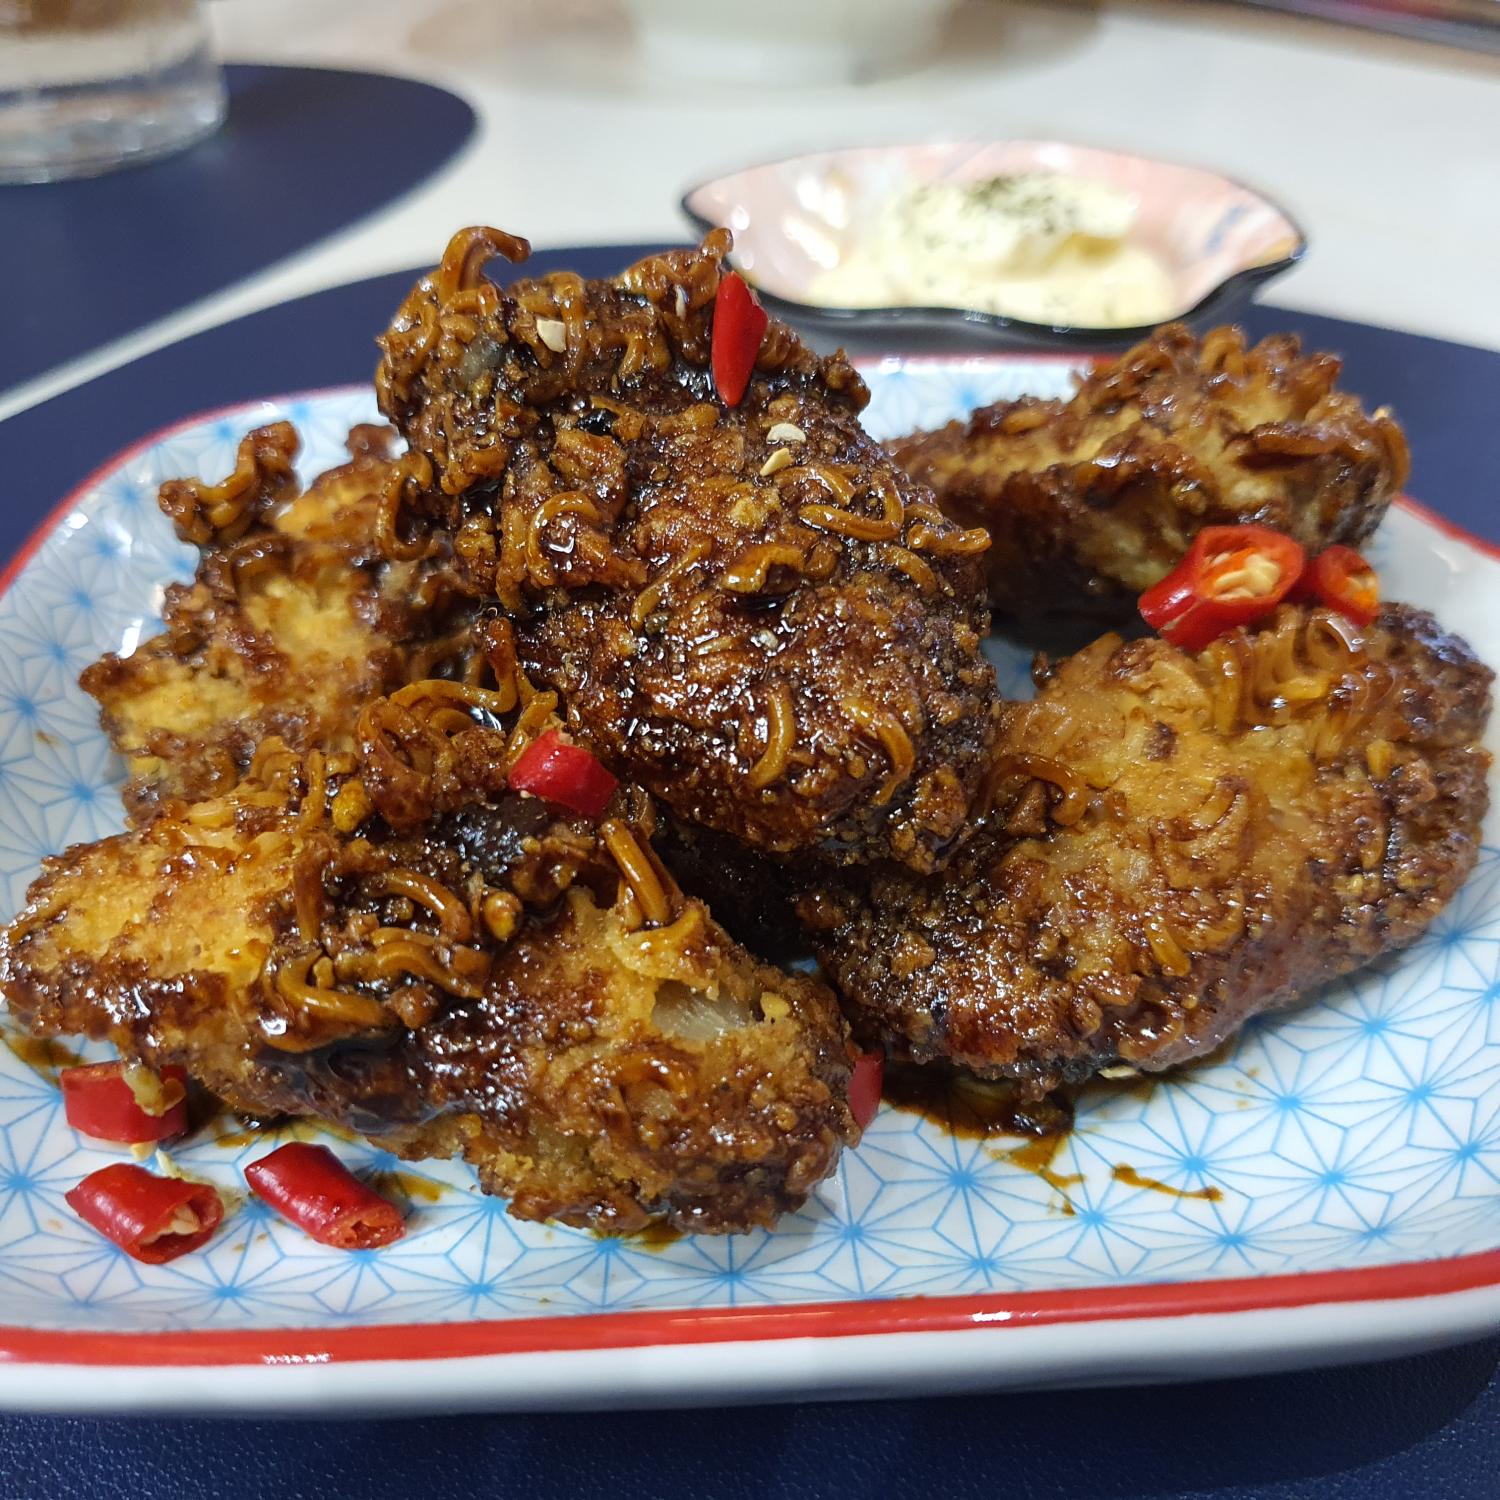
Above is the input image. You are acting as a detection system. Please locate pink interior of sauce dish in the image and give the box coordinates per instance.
[683,140,1306,327]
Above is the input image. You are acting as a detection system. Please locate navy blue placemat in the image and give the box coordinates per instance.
[0,258,1496,1496]
[0,64,475,395]
[0,1337,1496,1500]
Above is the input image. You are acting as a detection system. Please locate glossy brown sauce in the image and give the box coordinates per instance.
[374,1170,446,1204]
[631,1221,685,1252]
[881,1063,1073,1140]
[1111,1164,1222,1201]
[881,1064,1083,1211]
[994,1132,1084,1213]
[884,1064,1222,1212]
[215,1116,362,1150]
[2,1033,84,1079]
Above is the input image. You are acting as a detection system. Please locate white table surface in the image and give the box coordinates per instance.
[4,0,1497,424]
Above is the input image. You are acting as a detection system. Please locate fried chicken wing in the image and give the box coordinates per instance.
[81,423,470,821]
[799,604,1491,1096]
[2,685,856,1234]
[1,421,859,1233]
[373,228,999,871]
[7,219,1484,1250]
[889,325,1409,632]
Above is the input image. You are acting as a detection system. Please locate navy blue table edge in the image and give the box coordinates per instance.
[0,64,477,395]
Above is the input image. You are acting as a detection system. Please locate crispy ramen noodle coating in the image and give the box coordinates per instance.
[889,324,1409,632]
[5,219,1491,1246]
[1,735,854,1233]
[798,604,1492,1098]
[0,431,856,1235]
[81,422,474,823]
[374,227,1000,872]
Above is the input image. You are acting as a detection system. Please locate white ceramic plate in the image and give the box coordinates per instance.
[0,357,1495,1414]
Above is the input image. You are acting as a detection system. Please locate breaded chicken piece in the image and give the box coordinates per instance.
[889,325,1409,633]
[81,423,470,821]
[374,228,999,872]
[10,420,857,1231]
[798,604,1491,1097]
[1,693,855,1234]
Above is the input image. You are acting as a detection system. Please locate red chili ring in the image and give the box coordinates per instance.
[60,1061,188,1145]
[244,1143,405,1251]
[710,271,769,408]
[848,1051,884,1133]
[65,1164,223,1264]
[1293,544,1380,627]
[507,730,618,820]
[1139,525,1307,652]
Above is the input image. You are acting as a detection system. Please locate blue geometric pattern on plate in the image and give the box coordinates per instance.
[0,361,1495,1333]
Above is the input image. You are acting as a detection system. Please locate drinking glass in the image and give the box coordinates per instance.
[0,0,225,183]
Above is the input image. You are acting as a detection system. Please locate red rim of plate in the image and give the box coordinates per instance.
[1,379,1497,1371]
[0,1248,1497,1368]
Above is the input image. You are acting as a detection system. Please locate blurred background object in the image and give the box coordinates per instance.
[1229,0,1500,54]
[0,0,225,182]
[619,0,963,84]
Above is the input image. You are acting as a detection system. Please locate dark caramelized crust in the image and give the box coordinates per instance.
[799,604,1491,1096]
[81,425,471,821]
[11,223,1484,1242]
[1,701,854,1234]
[5,414,859,1233]
[889,324,1409,630]
[157,418,300,546]
[374,228,999,871]
[654,816,805,963]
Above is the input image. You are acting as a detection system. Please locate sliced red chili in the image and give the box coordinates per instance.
[1294,544,1380,627]
[710,271,768,408]
[848,1051,884,1132]
[1139,524,1306,652]
[61,1061,188,1145]
[508,729,618,819]
[65,1163,223,1264]
[245,1143,405,1250]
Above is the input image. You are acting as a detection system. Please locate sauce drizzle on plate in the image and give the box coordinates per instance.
[881,1063,1073,1139]
[1112,1164,1222,1202]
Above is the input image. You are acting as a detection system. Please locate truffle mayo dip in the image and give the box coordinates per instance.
[809,173,1178,328]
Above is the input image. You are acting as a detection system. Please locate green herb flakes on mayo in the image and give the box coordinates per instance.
[810,173,1178,328]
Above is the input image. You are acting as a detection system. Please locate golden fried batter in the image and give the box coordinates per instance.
[374,228,998,871]
[2,688,855,1234]
[799,604,1491,1096]
[889,325,1409,631]
[81,423,469,820]
[1,418,860,1233]
[6,229,1483,1240]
